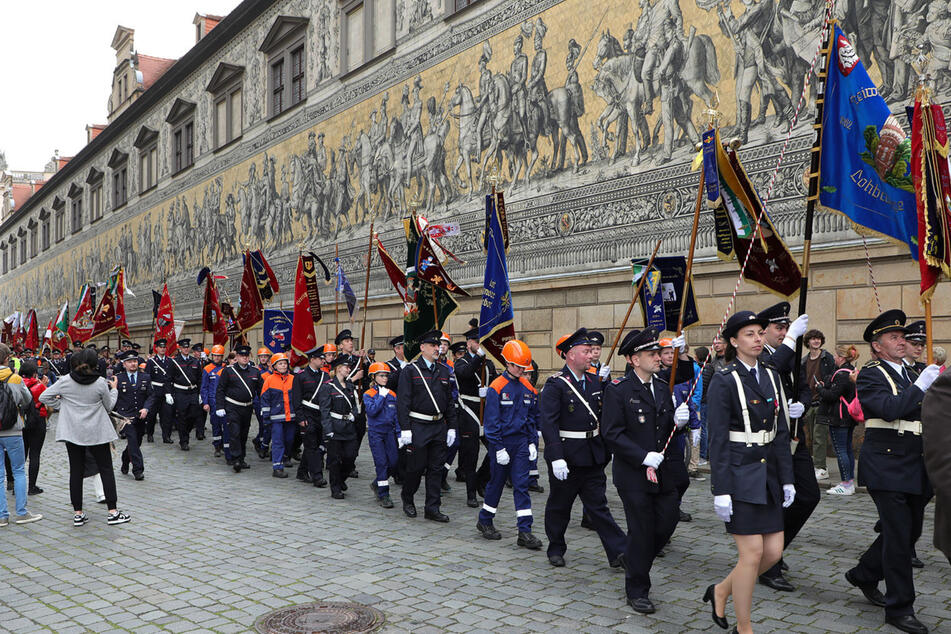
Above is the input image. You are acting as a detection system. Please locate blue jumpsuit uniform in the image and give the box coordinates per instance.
[363,385,400,498]
[115,369,157,477]
[253,366,272,454]
[478,372,539,532]
[201,362,231,461]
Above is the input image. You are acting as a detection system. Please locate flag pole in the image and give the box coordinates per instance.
[334,243,339,333]
[792,18,835,440]
[668,161,706,392]
[359,219,375,353]
[607,238,663,360]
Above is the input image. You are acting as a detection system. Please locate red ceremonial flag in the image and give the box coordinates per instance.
[198,267,229,346]
[114,267,130,338]
[377,235,408,305]
[1,319,11,344]
[42,316,53,350]
[414,219,469,297]
[90,286,116,339]
[24,310,39,351]
[236,251,264,333]
[911,95,951,300]
[68,285,95,344]
[154,283,178,355]
[291,254,318,355]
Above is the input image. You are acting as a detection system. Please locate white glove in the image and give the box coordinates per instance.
[598,365,611,379]
[783,484,796,508]
[714,494,733,521]
[378,386,389,397]
[476,346,486,357]
[787,314,809,340]
[446,429,456,446]
[671,334,686,352]
[528,443,537,461]
[165,394,174,406]
[551,459,569,480]
[691,428,701,445]
[788,400,805,419]
[642,451,664,469]
[914,364,941,392]
[325,432,334,439]
[478,387,488,398]
[496,448,510,465]
[674,402,690,428]
[399,430,412,447]
[215,408,226,418]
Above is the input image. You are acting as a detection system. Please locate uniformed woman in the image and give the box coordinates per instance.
[703,311,795,633]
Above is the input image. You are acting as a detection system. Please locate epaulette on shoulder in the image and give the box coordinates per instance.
[719,363,736,374]
[864,360,881,368]
[611,375,629,385]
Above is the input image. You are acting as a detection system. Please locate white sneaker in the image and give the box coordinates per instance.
[828,481,855,496]
[13,511,43,524]
[814,468,829,481]
[698,460,709,467]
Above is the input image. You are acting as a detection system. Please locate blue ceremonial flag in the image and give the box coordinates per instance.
[334,258,358,319]
[818,24,917,258]
[479,194,516,364]
[262,308,293,353]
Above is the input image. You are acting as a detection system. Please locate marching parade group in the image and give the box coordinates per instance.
[0,296,946,634]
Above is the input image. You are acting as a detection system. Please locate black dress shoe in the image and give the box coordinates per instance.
[425,511,450,523]
[120,464,129,475]
[759,573,795,591]
[780,560,789,571]
[331,490,345,499]
[527,482,544,493]
[466,496,480,508]
[340,481,348,491]
[180,444,189,451]
[580,514,595,530]
[147,435,154,442]
[627,597,656,614]
[679,510,692,522]
[703,584,729,630]
[517,531,543,550]
[27,486,43,495]
[272,469,288,479]
[297,473,312,483]
[240,461,251,469]
[133,473,144,481]
[403,503,417,518]
[233,463,242,473]
[477,522,502,540]
[195,433,205,441]
[885,615,929,634]
[911,556,924,569]
[441,480,451,492]
[163,438,173,443]
[379,495,394,508]
[548,554,566,567]
[214,447,222,458]
[314,478,328,488]
[610,553,627,570]
[845,569,886,607]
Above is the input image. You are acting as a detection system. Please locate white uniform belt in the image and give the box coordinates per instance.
[559,429,599,439]
[151,381,164,387]
[864,419,922,435]
[330,412,354,421]
[303,401,320,410]
[729,429,776,445]
[225,397,252,407]
[410,411,442,421]
[173,383,195,390]
[459,394,481,403]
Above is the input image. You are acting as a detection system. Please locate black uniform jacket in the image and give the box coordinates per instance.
[540,366,609,468]
[113,370,157,418]
[602,371,688,493]
[168,354,202,393]
[708,361,794,505]
[396,359,458,431]
[856,360,930,495]
[145,355,173,396]
[318,377,359,441]
[215,363,262,408]
[296,366,328,419]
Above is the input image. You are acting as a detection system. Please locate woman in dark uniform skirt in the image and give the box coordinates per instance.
[702,311,796,633]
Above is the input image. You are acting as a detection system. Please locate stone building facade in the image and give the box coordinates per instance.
[0,0,948,374]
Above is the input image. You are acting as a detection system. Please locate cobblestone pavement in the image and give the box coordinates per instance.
[1,418,949,633]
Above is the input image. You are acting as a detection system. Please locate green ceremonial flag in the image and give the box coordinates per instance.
[402,215,458,361]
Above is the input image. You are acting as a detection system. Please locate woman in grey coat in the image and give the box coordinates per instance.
[39,349,131,526]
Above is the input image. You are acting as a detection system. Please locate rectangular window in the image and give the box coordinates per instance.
[19,236,26,265]
[54,209,65,242]
[29,227,37,258]
[271,59,285,115]
[230,88,242,140]
[453,0,482,10]
[139,144,157,192]
[112,166,128,209]
[346,5,365,70]
[343,1,393,72]
[215,98,227,148]
[41,216,50,250]
[71,197,83,233]
[10,242,16,270]
[90,186,102,223]
[291,46,305,106]
[214,86,243,149]
[173,122,194,173]
[1,249,7,275]
[372,0,394,57]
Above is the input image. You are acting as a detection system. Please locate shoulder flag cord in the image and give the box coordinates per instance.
[861,234,883,313]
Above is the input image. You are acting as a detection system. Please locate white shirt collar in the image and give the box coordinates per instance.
[566,367,586,382]
[882,358,906,375]
[739,358,759,374]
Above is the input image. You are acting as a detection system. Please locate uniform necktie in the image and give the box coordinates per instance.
[129,372,136,387]
[750,367,758,384]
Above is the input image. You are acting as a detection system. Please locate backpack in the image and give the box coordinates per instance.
[0,374,21,431]
[21,396,44,432]
[832,368,865,423]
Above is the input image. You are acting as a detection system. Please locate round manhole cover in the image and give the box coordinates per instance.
[255,602,385,634]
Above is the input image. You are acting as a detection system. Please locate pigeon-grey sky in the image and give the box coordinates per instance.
[0,1,241,171]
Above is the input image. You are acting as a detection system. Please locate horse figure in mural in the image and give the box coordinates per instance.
[548,85,588,172]
[479,72,531,190]
[350,129,377,226]
[448,84,483,197]
[327,145,355,236]
[289,154,325,234]
[593,31,650,164]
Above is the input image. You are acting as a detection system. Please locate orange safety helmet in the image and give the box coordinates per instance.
[270,353,289,366]
[210,345,225,356]
[203,348,210,356]
[323,342,338,354]
[440,332,451,343]
[658,338,673,349]
[368,361,389,375]
[257,347,270,357]
[501,339,532,368]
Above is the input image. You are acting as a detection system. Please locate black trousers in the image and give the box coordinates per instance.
[762,440,821,579]
[401,422,448,514]
[546,464,627,562]
[173,392,202,445]
[65,442,117,511]
[851,489,928,618]
[120,419,145,475]
[147,396,174,440]
[476,435,492,490]
[457,426,481,499]
[5,426,46,490]
[326,438,359,494]
[298,413,325,481]
[617,487,680,600]
[226,405,253,463]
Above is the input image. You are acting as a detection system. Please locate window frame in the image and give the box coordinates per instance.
[9,238,16,271]
[39,209,50,251]
[207,64,245,151]
[68,183,83,234]
[28,220,37,259]
[445,0,486,17]
[260,16,309,120]
[134,127,160,194]
[1,245,7,275]
[17,229,26,266]
[167,98,197,175]
[340,0,396,76]
[107,150,129,210]
[52,197,66,243]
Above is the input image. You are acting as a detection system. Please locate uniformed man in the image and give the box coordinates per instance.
[845,310,939,634]
[252,347,273,459]
[214,344,261,473]
[296,348,329,488]
[337,329,367,472]
[398,330,458,522]
[47,348,68,384]
[435,334,459,493]
[602,327,691,615]
[449,331,487,508]
[384,335,409,385]
[755,301,817,592]
[904,321,927,373]
[542,328,627,568]
[200,345,231,462]
[319,355,361,499]
[146,339,175,443]
[114,349,157,481]
[191,343,210,437]
[168,337,204,450]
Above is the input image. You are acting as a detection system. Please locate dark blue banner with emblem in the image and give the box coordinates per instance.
[479,194,516,365]
[633,256,700,334]
[262,309,293,353]
[701,128,721,207]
